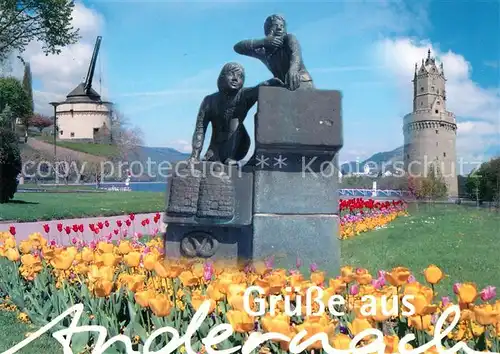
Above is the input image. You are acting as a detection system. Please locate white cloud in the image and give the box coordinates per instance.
[375,37,500,161]
[3,2,106,115]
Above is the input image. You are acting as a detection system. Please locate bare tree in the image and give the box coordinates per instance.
[110,109,144,160]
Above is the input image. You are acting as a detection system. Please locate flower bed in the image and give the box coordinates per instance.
[340,199,408,239]
[0,231,498,353]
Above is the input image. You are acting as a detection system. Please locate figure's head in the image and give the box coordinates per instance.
[264,14,286,37]
[217,62,245,93]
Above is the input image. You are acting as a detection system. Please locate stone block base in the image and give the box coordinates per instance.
[252,214,340,276]
[164,224,252,265]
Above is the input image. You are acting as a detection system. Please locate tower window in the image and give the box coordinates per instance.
[60,130,63,135]
[431,86,435,91]
[436,130,439,134]
[435,110,439,114]
[443,152,446,157]
[420,87,424,92]
[407,154,410,159]
[437,101,440,105]
[70,132,75,137]
[420,102,423,106]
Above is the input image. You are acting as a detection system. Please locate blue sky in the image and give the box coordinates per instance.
[23,0,499,170]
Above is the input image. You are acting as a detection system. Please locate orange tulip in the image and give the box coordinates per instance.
[191,290,216,314]
[142,253,158,271]
[457,283,478,304]
[385,266,411,287]
[94,280,113,297]
[178,271,198,287]
[149,294,172,317]
[135,289,155,308]
[423,265,445,285]
[226,310,254,333]
[5,248,20,262]
[124,251,141,268]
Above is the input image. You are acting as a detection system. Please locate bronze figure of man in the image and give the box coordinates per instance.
[234,14,313,91]
[189,62,283,164]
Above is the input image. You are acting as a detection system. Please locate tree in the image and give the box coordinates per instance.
[0,0,80,63]
[30,113,52,132]
[21,62,34,136]
[0,76,31,123]
[0,103,14,130]
[407,164,448,200]
[465,157,500,204]
[110,109,144,160]
[0,124,22,203]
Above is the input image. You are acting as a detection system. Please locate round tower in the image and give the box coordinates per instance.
[403,49,458,197]
[55,36,113,143]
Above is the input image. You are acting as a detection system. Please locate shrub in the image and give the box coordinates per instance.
[0,127,22,203]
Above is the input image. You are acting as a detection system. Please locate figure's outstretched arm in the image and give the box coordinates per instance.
[233,39,266,58]
[190,97,210,160]
[244,78,284,106]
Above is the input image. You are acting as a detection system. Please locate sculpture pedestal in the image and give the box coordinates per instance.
[164,87,343,275]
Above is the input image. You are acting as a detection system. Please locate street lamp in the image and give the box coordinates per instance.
[49,101,60,183]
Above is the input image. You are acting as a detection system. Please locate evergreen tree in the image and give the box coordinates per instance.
[0,105,22,203]
[21,62,34,137]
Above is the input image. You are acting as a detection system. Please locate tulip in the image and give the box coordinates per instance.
[43,224,50,233]
[479,286,496,302]
[9,226,16,236]
[424,264,445,284]
[149,294,171,317]
[226,310,254,333]
[456,282,478,304]
[124,251,141,268]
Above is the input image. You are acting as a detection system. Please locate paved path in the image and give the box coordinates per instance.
[0,212,167,245]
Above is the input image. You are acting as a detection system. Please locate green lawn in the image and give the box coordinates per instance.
[20,184,96,191]
[341,203,500,296]
[0,310,62,353]
[36,136,120,158]
[0,191,164,222]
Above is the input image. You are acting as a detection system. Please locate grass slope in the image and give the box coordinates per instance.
[0,191,164,222]
[36,136,119,158]
[341,203,500,295]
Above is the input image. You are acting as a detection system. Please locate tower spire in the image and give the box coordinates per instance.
[427,49,431,60]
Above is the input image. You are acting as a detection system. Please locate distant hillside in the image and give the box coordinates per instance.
[126,146,190,181]
[341,146,404,175]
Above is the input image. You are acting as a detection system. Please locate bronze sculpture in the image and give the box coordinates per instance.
[188,62,283,165]
[233,14,314,91]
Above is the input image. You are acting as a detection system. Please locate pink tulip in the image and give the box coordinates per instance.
[350,284,360,296]
[296,257,303,269]
[310,263,318,273]
[407,274,416,283]
[441,296,451,307]
[453,283,461,294]
[480,286,496,301]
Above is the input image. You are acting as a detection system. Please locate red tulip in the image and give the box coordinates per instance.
[78,224,84,233]
[129,213,135,221]
[57,223,63,232]
[89,224,95,232]
[113,229,119,235]
[9,226,16,236]
[145,218,150,225]
[65,226,71,235]
[43,224,50,233]
[72,224,79,233]
[116,220,123,228]
[125,219,131,227]
[97,222,104,230]
[141,220,146,227]
[104,220,110,228]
